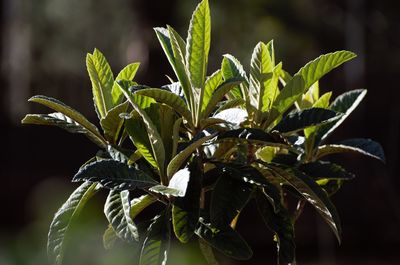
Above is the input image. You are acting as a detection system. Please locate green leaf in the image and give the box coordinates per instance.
[124,112,158,168]
[221,54,249,99]
[268,165,342,243]
[202,78,244,119]
[297,51,357,90]
[299,161,355,180]
[273,108,339,134]
[103,225,118,250]
[86,48,114,117]
[26,95,106,146]
[167,134,215,177]
[255,189,296,265]
[134,88,193,127]
[201,70,223,113]
[72,160,157,190]
[316,89,367,144]
[48,182,98,265]
[195,218,253,260]
[139,214,171,265]
[316,138,385,162]
[249,41,276,112]
[215,98,245,113]
[186,0,211,90]
[216,128,286,147]
[172,158,202,243]
[271,75,305,116]
[111,63,140,105]
[100,101,129,144]
[22,113,106,148]
[210,174,253,228]
[150,168,190,197]
[130,194,157,219]
[104,190,139,242]
[120,83,167,180]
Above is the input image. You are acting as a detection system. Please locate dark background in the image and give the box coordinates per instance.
[1,0,399,264]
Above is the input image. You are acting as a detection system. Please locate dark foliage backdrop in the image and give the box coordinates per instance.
[1,0,398,264]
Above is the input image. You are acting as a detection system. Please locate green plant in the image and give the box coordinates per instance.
[22,0,385,264]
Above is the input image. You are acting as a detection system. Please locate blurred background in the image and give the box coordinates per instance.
[1,0,399,264]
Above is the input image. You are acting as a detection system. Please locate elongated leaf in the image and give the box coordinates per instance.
[195,218,253,260]
[130,194,157,219]
[317,138,385,162]
[216,128,286,147]
[100,101,129,144]
[172,158,202,243]
[271,75,305,116]
[273,108,339,133]
[150,168,191,197]
[299,161,355,180]
[22,113,106,148]
[86,49,114,117]
[268,165,342,243]
[48,182,98,265]
[210,174,253,228]
[104,190,139,242]
[249,41,275,111]
[202,78,244,119]
[167,134,215,177]
[103,225,118,250]
[222,54,249,99]
[139,214,170,265]
[168,26,193,110]
[201,70,223,113]
[111,63,140,104]
[297,51,356,90]
[316,89,367,144]
[213,108,248,129]
[120,84,166,178]
[72,160,157,190]
[186,0,211,90]
[215,98,245,113]
[255,189,296,265]
[134,88,193,127]
[27,95,106,146]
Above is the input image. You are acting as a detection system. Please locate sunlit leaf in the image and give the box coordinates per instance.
[111,63,140,105]
[299,161,355,180]
[100,101,129,144]
[48,182,98,265]
[201,70,223,113]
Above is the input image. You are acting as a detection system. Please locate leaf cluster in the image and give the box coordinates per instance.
[22,1,385,264]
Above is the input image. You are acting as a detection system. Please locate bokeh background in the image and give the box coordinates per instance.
[1,0,399,264]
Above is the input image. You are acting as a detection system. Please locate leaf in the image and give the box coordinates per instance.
[172,158,202,243]
[268,164,342,243]
[213,108,248,128]
[139,214,171,265]
[130,194,157,219]
[111,63,140,105]
[100,101,129,144]
[86,48,114,117]
[216,128,286,147]
[249,41,276,112]
[201,70,223,113]
[167,134,215,177]
[195,218,253,260]
[104,190,139,242]
[150,168,190,197]
[271,75,305,116]
[316,89,367,144]
[22,113,106,148]
[221,54,249,99]
[134,88,193,127]
[215,98,245,113]
[255,189,296,265]
[186,0,211,90]
[210,174,253,228]
[202,78,244,119]
[162,81,184,98]
[273,108,339,134]
[103,225,118,250]
[297,51,356,90]
[72,160,157,190]
[119,83,167,179]
[299,161,355,180]
[48,182,98,265]
[26,95,106,146]
[316,138,385,162]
